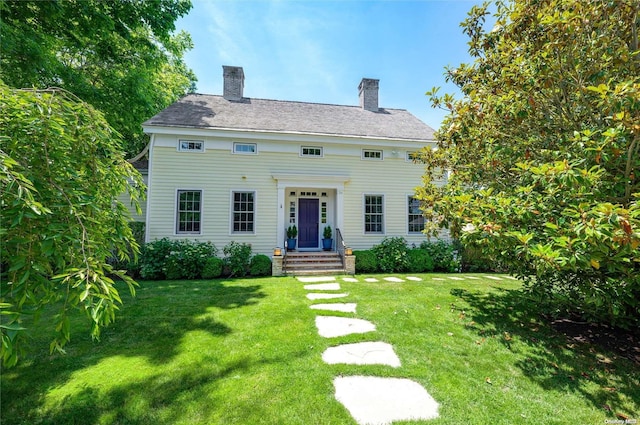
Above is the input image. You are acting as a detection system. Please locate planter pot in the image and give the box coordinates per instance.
[322,238,333,251]
[287,238,297,251]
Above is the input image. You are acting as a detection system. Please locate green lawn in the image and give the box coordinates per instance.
[2,274,638,424]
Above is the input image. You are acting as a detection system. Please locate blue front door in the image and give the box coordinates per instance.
[298,198,319,248]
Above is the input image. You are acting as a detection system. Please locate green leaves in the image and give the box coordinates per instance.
[420,0,640,328]
[0,0,196,156]
[1,84,144,366]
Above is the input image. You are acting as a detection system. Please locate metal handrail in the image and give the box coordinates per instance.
[336,227,345,263]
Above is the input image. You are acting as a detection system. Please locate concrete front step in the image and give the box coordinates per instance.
[284,251,344,275]
[290,268,346,276]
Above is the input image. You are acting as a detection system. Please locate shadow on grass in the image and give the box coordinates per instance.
[1,280,269,425]
[102,280,267,363]
[450,287,639,417]
[19,350,310,425]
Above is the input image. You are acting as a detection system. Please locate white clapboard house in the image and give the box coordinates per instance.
[140,66,444,274]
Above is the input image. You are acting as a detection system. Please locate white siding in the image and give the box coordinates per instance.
[146,134,446,255]
[118,172,147,222]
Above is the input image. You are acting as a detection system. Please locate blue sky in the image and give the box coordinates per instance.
[175,0,484,130]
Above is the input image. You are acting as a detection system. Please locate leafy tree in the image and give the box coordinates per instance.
[419,0,640,327]
[1,83,144,366]
[0,0,196,156]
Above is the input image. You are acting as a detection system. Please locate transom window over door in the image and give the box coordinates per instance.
[408,196,425,233]
[232,191,255,233]
[176,190,202,234]
[364,195,384,234]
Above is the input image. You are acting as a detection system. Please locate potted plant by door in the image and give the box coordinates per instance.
[286,225,297,251]
[322,225,333,251]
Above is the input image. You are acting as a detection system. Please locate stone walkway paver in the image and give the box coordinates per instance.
[303,283,341,291]
[302,274,439,423]
[466,276,480,280]
[307,293,349,300]
[448,276,465,281]
[298,276,336,283]
[334,376,439,425]
[486,275,503,281]
[315,316,376,338]
[383,277,404,282]
[310,303,357,313]
[322,342,400,367]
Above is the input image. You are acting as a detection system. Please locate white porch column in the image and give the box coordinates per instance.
[276,183,286,249]
[336,188,344,232]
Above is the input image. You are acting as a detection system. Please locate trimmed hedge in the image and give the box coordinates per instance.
[354,250,378,273]
[354,238,460,274]
[407,249,434,273]
[202,256,224,279]
[250,254,272,276]
[139,239,217,280]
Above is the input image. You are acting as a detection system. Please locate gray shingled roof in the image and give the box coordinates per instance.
[143,94,434,142]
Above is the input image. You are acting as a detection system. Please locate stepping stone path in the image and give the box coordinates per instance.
[311,303,357,313]
[383,277,404,283]
[334,376,440,424]
[485,275,503,281]
[323,342,400,367]
[304,283,341,291]
[299,275,440,424]
[307,293,349,300]
[448,276,465,281]
[315,316,376,338]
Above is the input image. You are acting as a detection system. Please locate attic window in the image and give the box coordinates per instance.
[362,149,383,160]
[406,151,419,162]
[301,146,323,157]
[178,140,204,152]
[233,142,257,154]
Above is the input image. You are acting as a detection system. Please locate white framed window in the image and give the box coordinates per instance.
[301,146,323,157]
[231,191,255,233]
[407,196,425,234]
[362,149,383,160]
[176,190,202,234]
[233,142,257,154]
[364,194,384,234]
[406,151,419,162]
[178,139,204,152]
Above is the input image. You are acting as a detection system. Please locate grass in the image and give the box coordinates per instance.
[1,274,638,424]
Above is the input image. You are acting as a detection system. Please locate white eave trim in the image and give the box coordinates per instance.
[142,124,433,147]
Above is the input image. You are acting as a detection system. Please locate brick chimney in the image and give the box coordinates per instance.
[358,78,379,112]
[223,66,244,100]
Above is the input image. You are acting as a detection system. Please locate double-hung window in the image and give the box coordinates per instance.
[364,195,384,234]
[176,190,202,234]
[232,191,255,233]
[408,196,425,234]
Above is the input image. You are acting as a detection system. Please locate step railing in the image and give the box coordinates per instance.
[336,228,345,264]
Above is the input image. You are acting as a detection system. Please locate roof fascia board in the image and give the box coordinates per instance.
[143,125,433,147]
